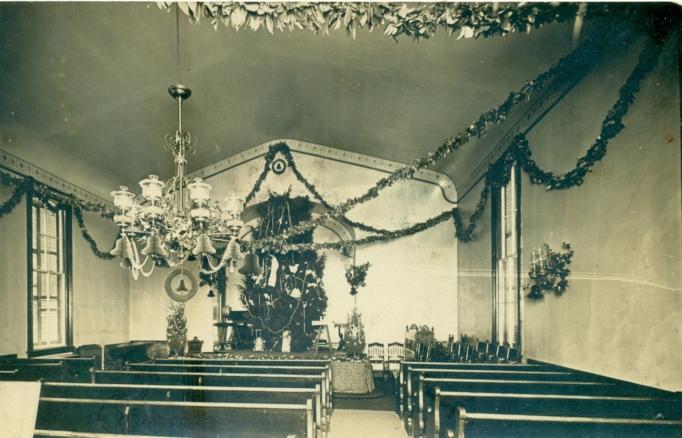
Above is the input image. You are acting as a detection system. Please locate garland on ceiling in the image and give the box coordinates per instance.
[246,36,664,254]
[163,2,626,41]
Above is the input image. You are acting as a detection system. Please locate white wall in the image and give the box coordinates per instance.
[457,39,682,391]
[129,150,458,348]
[0,145,130,356]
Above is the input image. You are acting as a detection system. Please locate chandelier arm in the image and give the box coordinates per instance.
[137,262,156,278]
[200,257,227,275]
[164,252,191,269]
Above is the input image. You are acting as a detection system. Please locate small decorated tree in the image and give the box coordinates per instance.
[344,307,366,358]
[166,303,188,356]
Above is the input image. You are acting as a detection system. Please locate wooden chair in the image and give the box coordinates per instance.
[367,342,386,375]
[497,344,510,363]
[486,343,499,363]
[507,347,521,364]
[475,342,488,363]
[386,342,404,375]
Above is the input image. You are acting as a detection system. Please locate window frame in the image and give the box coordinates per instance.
[491,165,523,348]
[26,193,74,357]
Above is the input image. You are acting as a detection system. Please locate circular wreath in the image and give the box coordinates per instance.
[164,268,199,302]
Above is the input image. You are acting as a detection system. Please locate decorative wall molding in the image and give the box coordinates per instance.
[189,138,458,204]
[0,148,111,207]
[459,68,588,196]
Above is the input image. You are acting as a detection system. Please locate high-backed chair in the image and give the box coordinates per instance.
[386,342,404,375]
[367,342,386,375]
[507,346,521,363]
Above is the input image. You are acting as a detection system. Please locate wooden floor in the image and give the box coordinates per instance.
[328,409,408,438]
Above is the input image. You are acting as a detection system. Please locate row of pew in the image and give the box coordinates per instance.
[1,355,334,437]
[397,360,682,438]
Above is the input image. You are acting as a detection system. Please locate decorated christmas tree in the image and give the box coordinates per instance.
[344,307,366,358]
[241,193,328,351]
[166,303,188,356]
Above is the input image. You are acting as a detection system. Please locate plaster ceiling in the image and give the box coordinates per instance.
[0,2,575,193]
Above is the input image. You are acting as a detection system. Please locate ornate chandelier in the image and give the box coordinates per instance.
[109,84,247,280]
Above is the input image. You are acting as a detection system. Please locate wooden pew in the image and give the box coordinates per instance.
[153,357,334,392]
[1,357,96,382]
[449,407,682,438]
[35,431,188,438]
[36,397,316,438]
[92,369,331,418]
[155,357,331,366]
[0,369,18,380]
[398,362,558,417]
[403,367,592,431]
[403,366,587,416]
[0,362,65,381]
[41,381,326,435]
[128,362,332,410]
[411,376,620,437]
[430,388,682,438]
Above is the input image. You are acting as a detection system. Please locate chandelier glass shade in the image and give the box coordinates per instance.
[110,85,248,280]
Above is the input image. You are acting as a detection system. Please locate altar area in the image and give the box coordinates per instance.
[184,351,375,394]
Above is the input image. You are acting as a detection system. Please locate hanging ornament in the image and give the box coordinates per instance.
[267,255,279,287]
[222,237,244,272]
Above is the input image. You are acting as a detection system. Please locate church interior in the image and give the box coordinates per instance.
[0,2,680,437]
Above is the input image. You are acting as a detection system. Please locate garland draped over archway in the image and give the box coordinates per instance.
[0,5,675,259]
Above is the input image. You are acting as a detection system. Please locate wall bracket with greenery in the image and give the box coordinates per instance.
[524,242,574,300]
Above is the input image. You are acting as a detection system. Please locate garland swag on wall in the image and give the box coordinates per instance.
[248,25,649,251]
[247,35,666,254]
[0,169,116,260]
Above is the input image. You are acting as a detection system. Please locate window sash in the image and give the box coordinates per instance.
[29,199,69,351]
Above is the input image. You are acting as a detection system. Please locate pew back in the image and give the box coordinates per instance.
[431,389,682,438]
[37,397,315,438]
[452,407,682,438]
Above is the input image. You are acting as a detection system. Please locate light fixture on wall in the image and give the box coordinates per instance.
[109,5,248,280]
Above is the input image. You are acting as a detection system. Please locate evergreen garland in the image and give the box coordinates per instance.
[0,20,672,260]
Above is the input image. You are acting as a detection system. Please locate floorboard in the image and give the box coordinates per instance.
[328,409,408,438]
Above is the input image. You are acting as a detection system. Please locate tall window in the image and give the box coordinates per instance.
[28,196,72,355]
[492,166,521,347]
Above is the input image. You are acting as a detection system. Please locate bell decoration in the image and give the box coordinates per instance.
[222,237,243,272]
[110,236,130,258]
[207,288,215,298]
[176,278,190,293]
[193,233,217,256]
[239,252,263,277]
[142,234,169,258]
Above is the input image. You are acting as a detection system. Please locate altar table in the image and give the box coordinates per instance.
[331,360,374,394]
